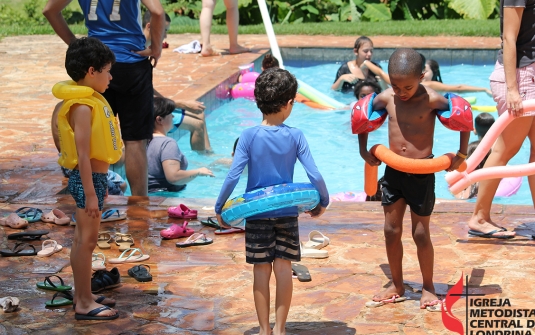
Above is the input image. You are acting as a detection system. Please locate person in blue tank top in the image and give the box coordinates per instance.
[43,0,166,197]
[215,68,329,335]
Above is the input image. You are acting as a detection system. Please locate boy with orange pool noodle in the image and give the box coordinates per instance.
[356,48,470,311]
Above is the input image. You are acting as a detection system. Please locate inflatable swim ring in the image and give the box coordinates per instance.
[436,93,474,132]
[330,191,367,202]
[221,183,320,225]
[351,93,387,134]
[297,79,346,110]
[241,72,260,83]
[496,176,522,197]
[364,144,467,196]
[231,82,255,100]
[446,100,535,194]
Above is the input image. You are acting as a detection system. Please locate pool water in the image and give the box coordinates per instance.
[158,61,533,205]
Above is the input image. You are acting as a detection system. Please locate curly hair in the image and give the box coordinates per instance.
[353,80,381,99]
[65,37,115,82]
[254,68,298,115]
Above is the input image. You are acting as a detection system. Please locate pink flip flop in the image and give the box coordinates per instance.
[160,221,195,239]
[167,204,198,219]
[214,226,245,235]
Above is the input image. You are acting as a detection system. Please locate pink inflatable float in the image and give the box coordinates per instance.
[330,191,367,202]
[446,100,535,194]
[231,82,255,99]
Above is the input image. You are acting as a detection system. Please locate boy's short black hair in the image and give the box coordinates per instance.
[261,54,279,70]
[388,48,423,78]
[143,10,171,27]
[254,68,298,115]
[65,37,115,82]
[153,96,176,120]
[474,112,495,138]
[353,80,381,99]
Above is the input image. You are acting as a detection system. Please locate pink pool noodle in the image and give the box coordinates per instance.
[449,165,531,194]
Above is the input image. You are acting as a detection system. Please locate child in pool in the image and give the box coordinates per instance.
[358,48,470,310]
[474,112,495,140]
[354,80,382,100]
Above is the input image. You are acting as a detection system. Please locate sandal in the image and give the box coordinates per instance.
[108,248,150,264]
[45,291,73,307]
[100,209,126,222]
[160,221,194,239]
[97,232,112,249]
[15,207,43,223]
[41,209,70,226]
[75,306,118,320]
[92,252,106,271]
[37,240,63,257]
[127,264,152,282]
[36,275,72,291]
[7,230,49,241]
[0,213,28,229]
[176,233,213,248]
[292,263,312,282]
[0,242,37,256]
[168,204,197,219]
[201,217,220,229]
[114,233,134,251]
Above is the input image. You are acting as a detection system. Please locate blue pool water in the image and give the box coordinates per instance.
[157,61,532,205]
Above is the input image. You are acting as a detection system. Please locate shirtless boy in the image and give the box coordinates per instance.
[358,48,470,310]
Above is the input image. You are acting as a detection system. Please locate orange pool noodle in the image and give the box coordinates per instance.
[364,162,378,196]
[364,144,467,196]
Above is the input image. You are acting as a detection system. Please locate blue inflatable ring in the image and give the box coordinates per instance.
[221,183,320,225]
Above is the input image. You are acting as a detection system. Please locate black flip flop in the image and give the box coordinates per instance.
[127,264,152,282]
[292,263,312,282]
[0,243,37,257]
[468,229,515,239]
[8,230,49,241]
[201,217,220,229]
[75,306,119,320]
[73,296,116,310]
[45,291,74,307]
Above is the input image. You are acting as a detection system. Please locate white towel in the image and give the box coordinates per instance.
[173,40,201,54]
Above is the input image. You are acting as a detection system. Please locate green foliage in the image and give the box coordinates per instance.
[0,0,83,25]
[448,0,496,19]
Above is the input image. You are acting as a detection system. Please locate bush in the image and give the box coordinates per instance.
[0,0,83,25]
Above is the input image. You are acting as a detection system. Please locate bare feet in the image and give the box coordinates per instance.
[420,287,440,309]
[229,44,250,54]
[467,214,516,238]
[73,294,116,307]
[201,45,221,57]
[372,282,405,302]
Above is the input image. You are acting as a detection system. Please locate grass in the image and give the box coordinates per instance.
[0,18,499,38]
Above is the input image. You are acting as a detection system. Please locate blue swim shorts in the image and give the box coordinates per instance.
[68,170,108,211]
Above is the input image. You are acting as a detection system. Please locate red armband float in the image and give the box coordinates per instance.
[436,93,474,132]
[351,93,387,134]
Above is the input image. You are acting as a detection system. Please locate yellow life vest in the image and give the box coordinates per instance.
[52,80,123,169]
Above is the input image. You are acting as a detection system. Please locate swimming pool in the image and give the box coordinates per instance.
[158,61,532,205]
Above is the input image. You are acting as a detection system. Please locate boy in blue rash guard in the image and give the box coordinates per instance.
[215,68,329,335]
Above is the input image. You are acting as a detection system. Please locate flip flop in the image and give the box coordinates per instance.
[74,306,119,320]
[127,264,152,282]
[160,221,195,239]
[45,291,73,307]
[114,233,134,251]
[7,230,49,241]
[70,214,76,226]
[73,296,116,310]
[168,204,198,219]
[0,297,20,313]
[303,230,330,250]
[15,207,43,223]
[37,240,63,257]
[468,229,515,239]
[176,233,213,248]
[108,248,150,264]
[300,242,328,259]
[36,275,72,292]
[0,213,28,229]
[100,209,126,222]
[425,299,445,312]
[97,232,112,249]
[291,263,312,282]
[0,242,37,257]
[92,252,106,271]
[41,209,70,226]
[215,226,245,235]
[365,295,407,308]
[201,217,220,229]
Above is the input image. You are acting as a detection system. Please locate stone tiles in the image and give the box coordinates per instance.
[2,33,533,334]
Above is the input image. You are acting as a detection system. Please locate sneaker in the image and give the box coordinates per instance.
[91,267,121,293]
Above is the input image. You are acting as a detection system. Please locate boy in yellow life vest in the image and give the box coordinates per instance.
[53,37,121,320]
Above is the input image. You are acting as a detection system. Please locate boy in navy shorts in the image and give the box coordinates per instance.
[215,68,329,335]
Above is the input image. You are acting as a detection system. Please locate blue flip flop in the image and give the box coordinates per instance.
[101,209,126,222]
[15,207,43,223]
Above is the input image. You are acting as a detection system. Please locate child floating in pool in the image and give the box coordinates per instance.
[354,80,382,100]
[358,48,470,311]
[474,112,495,140]
[215,68,329,335]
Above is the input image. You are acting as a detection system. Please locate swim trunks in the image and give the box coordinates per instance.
[68,170,108,211]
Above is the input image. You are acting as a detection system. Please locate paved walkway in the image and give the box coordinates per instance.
[2,34,534,335]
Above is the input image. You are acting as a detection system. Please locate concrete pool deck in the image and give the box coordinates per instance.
[2,34,535,335]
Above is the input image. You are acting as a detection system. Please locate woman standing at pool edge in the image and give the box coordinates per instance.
[467,0,535,239]
[331,36,385,93]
